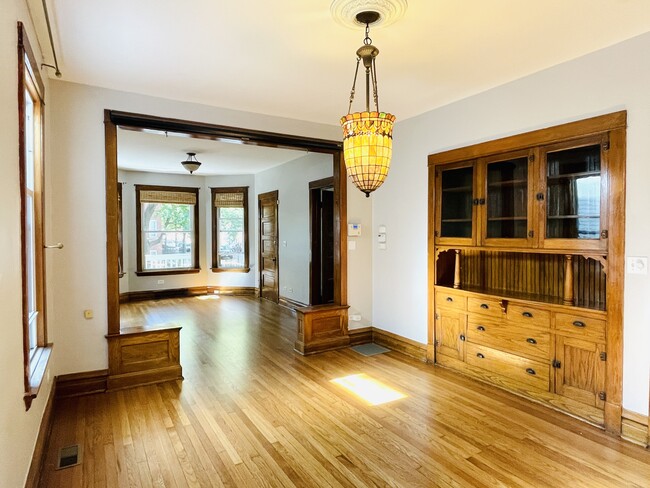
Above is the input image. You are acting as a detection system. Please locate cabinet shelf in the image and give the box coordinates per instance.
[442,186,472,193]
[547,171,600,180]
[547,215,599,220]
[487,216,527,221]
[441,218,472,223]
[487,179,527,187]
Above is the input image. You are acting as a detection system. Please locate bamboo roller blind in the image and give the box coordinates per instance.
[213,191,244,208]
[140,190,197,205]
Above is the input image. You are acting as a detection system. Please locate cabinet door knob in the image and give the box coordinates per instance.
[459,334,466,341]
[446,297,453,302]
[526,338,537,345]
[572,320,586,328]
[480,303,489,309]
[526,368,536,375]
[476,353,485,359]
[476,326,486,332]
[522,311,533,318]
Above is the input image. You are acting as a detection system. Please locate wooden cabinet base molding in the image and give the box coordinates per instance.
[621,409,649,447]
[295,304,349,355]
[107,324,182,390]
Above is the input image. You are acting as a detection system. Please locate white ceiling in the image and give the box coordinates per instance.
[33,1,650,125]
[117,128,308,175]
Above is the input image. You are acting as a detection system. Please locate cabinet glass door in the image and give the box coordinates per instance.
[485,157,529,240]
[545,144,603,247]
[439,166,474,241]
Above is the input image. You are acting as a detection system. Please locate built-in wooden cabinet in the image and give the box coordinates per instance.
[428,112,626,433]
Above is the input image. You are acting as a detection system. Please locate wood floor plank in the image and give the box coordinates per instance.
[38,296,650,487]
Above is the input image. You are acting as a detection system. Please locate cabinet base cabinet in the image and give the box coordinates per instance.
[433,285,608,427]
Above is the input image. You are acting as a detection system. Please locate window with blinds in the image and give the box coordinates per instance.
[135,185,200,273]
[211,187,249,272]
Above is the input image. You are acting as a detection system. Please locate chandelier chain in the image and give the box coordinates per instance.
[347,57,361,114]
[371,58,379,111]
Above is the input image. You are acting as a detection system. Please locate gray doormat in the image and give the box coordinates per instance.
[351,343,391,356]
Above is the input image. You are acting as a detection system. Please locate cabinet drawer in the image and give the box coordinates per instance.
[466,318,550,360]
[467,297,504,318]
[466,343,550,391]
[506,304,551,329]
[555,313,606,342]
[435,289,467,311]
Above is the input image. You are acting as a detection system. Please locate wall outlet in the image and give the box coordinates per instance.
[349,314,362,321]
[288,287,293,293]
[83,309,93,319]
[627,256,648,275]
[157,279,165,284]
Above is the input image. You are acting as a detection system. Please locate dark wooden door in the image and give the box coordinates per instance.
[259,191,279,302]
[310,178,335,305]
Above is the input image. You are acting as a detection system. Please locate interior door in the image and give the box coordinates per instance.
[310,178,335,305]
[259,191,279,302]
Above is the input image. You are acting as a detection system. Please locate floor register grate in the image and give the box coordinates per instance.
[56,444,82,470]
[350,343,391,356]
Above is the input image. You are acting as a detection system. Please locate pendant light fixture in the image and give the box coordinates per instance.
[181,152,201,174]
[339,10,396,197]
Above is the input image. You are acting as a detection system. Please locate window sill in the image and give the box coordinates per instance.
[135,268,201,277]
[24,343,53,411]
[211,267,250,273]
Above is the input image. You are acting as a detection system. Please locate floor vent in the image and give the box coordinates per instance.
[56,445,82,470]
[350,343,391,357]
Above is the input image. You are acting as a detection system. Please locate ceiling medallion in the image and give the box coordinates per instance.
[330,0,408,29]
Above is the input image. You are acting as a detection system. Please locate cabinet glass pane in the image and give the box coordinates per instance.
[486,157,528,238]
[546,145,601,239]
[440,167,473,238]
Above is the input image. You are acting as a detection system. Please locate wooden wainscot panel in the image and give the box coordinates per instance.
[295,304,349,355]
[621,409,649,447]
[107,323,183,390]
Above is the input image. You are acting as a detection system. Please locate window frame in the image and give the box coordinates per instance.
[211,187,250,273]
[135,185,201,276]
[18,22,52,410]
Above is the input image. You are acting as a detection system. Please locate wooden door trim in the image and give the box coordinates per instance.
[258,190,279,303]
[104,110,347,368]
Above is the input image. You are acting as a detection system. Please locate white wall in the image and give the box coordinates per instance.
[48,80,349,376]
[347,179,373,328]
[373,32,650,415]
[255,153,332,305]
[0,2,56,487]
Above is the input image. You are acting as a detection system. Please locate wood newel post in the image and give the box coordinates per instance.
[453,249,461,289]
[563,254,574,306]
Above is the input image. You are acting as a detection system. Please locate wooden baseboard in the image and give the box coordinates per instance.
[25,380,56,488]
[621,409,649,446]
[279,297,308,311]
[348,327,373,345]
[372,327,428,362]
[120,285,257,302]
[55,369,108,398]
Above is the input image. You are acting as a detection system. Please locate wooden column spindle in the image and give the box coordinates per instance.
[563,254,574,306]
[453,249,462,289]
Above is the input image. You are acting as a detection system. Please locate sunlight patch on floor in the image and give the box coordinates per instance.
[331,373,406,406]
[197,295,220,300]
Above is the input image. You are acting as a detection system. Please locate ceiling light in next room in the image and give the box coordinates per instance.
[181,152,202,174]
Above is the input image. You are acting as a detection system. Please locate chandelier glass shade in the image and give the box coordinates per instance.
[181,152,201,174]
[341,111,395,196]
[339,12,395,197]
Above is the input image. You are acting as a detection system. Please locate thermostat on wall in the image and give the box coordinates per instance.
[348,223,361,236]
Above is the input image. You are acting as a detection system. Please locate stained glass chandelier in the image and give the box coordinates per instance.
[340,11,396,197]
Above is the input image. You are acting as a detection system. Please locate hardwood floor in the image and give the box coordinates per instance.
[40,296,650,487]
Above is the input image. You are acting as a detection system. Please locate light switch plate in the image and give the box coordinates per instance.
[627,256,648,275]
[348,240,357,251]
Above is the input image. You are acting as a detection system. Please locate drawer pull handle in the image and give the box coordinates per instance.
[480,303,489,309]
[476,326,486,332]
[526,368,536,375]
[572,320,586,328]
[459,334,466,342]
[526,338,537,345]
[446,297,453,302]
[522,311,533,318]
[476,353,485,359]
